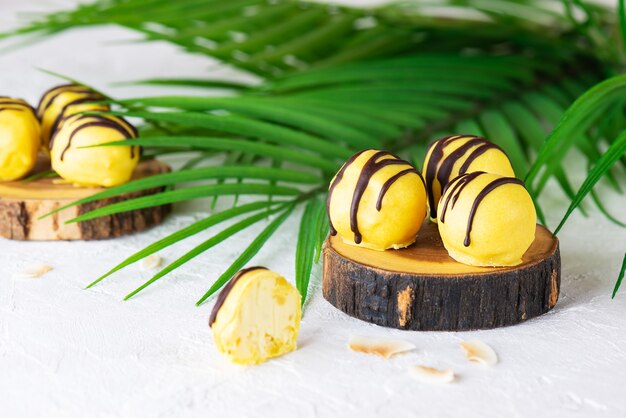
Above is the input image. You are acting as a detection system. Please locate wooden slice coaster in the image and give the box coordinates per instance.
[0,158,172,241]
[322,223,560,331]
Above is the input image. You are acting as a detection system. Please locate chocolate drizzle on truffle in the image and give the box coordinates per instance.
[209,266,268,327]
[439,171,483,223]
[0,106,24,113]
[50,114,139,161]
[425,135,507,218]
[326,150,367,236]
[350,152,411,244]
[36,84,95,119]
[327,150,420,244]
[375,168,422,211]
[48,94,108,138]
[439,172,525,247]
[0,98,37,117]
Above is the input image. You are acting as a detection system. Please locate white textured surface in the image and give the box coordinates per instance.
[1,1,626,417]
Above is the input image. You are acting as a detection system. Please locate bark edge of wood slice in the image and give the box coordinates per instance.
[322,223,560,331]
[0,159,172,241]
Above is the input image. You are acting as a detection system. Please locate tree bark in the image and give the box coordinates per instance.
[323,223,560,331]
[0,159,171,241]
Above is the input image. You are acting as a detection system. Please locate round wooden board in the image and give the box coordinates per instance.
[0,158,172,241]
[322,223,560,331]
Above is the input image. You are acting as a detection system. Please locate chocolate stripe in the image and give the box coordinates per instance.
[0,106,25,113]
[48,95,107,138]
[37,84,93,118]
[326,149,368,236]
[425,135,462,218]
[328,150,420,243]
[349,151,410,244]
[458,142,504,174]
[439,171,483,223]
[439,172,524,246]
[0,98,37,117]
[59,117,137,161]
[424,135,510,219]
[209,266,268,327]
[464,177,525,246]
[375,168,419,211]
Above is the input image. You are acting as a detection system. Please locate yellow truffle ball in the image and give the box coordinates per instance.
[327,149,427,251]
[0,98,41,181]
[209,267,302,365]
[50,114,140,187]
[437,172,536,267]
[423,135,515,221]
[37,84,109,147]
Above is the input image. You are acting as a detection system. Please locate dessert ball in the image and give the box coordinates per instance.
[209,267,302,365]
[37,84,109,147]
[50,114,140,187]
[437,172,536,267]
[423,135,514,221]
[0,97,41,181]
[327,149,427,251]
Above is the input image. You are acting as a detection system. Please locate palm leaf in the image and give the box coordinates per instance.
[125,203,289,300]
[43,166,320,220]
[526,74,626,190]
[69,183,300,223]
[90,136,339,172]
[3,0,624,304]
[613,253,626,299]
[554,130,626,234]
[86,200,279,288]
[196,204,295,306]
[4,0,617,78]
[295,196,326,306]
[115,96,380,148]
[101,109,354,158]
[614,0,626,53]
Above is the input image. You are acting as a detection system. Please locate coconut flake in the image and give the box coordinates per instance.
[460,339,498,366]
[15,264,52,278]
[410,365,455,383]
[140,254,162,270]
[348,335,415,359]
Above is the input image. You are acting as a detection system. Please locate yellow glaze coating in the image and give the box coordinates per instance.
[0,98,41,181]
[50,114,139,187]
[37,84,109,147]
[328,150,427,251]
[210,268,301,365]
[437,172,536,267]
[423,135,514,221]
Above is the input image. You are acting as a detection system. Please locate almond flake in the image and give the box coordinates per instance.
[16,264,52,278]
[348,335,415,359]
[410,365,455,383]
[460,339,498,366]
[140,254,162,270]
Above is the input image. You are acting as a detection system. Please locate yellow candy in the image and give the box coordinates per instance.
[209,267,301,365]
[437,172,536,267]
[327,149,427,251]
[423,135,514,221]
[0,98,41,181]
[50,114,140,187]
[37,84,109,147]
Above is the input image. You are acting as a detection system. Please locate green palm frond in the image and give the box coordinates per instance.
[86,200,281,289]
[4,0,622,77]
[613,253,626,298]
[196,203,296,305]
[2,0,625,303]
[295,196,327,307]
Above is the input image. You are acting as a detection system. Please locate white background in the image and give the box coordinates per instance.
[0,1,625,417]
